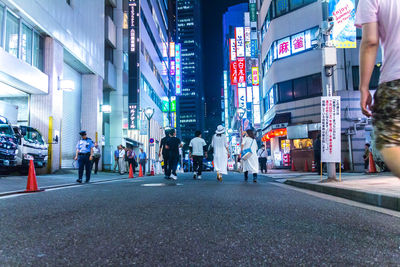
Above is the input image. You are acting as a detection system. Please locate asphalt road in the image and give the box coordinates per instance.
[1,172,400,266]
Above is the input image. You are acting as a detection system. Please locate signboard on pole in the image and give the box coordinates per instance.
[329,0,356,48]
[230,39,236,61]
[238,87,247,118]
[321,96,341,163]
[175,44,182,95]
[235,27,245,58]
[249,0,257,22]
[230,61,238,85]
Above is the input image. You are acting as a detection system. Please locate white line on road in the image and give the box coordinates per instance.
[45,185,83,191]
[269,182,400,218]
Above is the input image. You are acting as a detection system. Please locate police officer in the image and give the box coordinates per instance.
[74,131,94,183]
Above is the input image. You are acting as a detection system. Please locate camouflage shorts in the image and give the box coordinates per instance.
[372,79,400,150]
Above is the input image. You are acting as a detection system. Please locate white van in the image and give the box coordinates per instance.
[12,125,48,170]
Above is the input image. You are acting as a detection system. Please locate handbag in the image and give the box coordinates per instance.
[241,139,255,161]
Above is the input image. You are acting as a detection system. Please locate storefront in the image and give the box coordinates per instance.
[262,123,320,170]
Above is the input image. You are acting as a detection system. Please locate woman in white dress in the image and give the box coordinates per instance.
[211,125,229,181]
[241,129,259,183]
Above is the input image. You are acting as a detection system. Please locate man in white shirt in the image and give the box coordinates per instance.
[257,144,268,173]
[118,145,126,175]
[189,131,207,180]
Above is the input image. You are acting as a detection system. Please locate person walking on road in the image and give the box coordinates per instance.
[159,129,171,179]
[118,145,126,174]
[113,146,120,173]
[139,148,147,175]
[314,134,321,174]
[189,130,207,180]
[257,144,268,174]
[356,0,400,178]
[241,129,259,183]
[91,142,101,174]
[74,131,94,183]
[165,129,181,180]
[211,125,229,182]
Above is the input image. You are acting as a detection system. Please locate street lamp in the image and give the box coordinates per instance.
[144,107,154,174]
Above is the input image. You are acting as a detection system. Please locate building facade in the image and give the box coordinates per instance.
[0,0,104,173]
[257,0,381,172]
[176,0,204,144]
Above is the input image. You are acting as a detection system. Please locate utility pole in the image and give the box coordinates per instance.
[321,0,337,180]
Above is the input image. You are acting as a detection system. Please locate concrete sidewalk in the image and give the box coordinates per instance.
[0,170,139,196]
[276,172,400,211]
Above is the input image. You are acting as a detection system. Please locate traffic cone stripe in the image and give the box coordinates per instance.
[26,160,41,192]
[311,160,316,172]
[139,164,143,177]
[129,164,134,178]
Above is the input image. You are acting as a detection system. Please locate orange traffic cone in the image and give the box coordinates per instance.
[291,160,296,171]
[368,153,377,173]
[311,160,316,172]
[304,160,309,172]
[139,164,143,177]
[150,164,155,176]
[129,164,134,178]
[26,160,40,192]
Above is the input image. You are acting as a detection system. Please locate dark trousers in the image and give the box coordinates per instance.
[259,157,267,173]
[315,155,321,173]
[163,155,169,177]
[129,159,136,173]
[140,159,146,174]
[244,171,257,181]
[193,155,203,175]
[166,157,179,177]
[78,154,92,182]
[91,157,100,174]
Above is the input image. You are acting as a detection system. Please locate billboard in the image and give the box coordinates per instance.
[321,96,341,163]
[128,104,138,130]
[237,58,246,88]
[245,27,251,42]
[170,96,177,112]
[235,27,245,58]
[252,67,259,86]
[238,87,247,118]
[175,44,182,95]
[162,97,169,112]
[291,32,305,54]
[277,37,291,59]
[170,60,175,76]
[230,61,238,85]
[329,0,356,48]
[230,39,236,61]
[249,0,257,22]
[170,42,175,57]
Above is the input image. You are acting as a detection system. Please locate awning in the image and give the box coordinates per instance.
[262,112,291,132]
[124,137,142,147]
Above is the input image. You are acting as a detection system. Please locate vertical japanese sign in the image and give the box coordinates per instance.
[249,0,257,22]
[235,27,245,58]
[223,71,229,125]
[230,39,236,61]
[175,44,182,95]
[238,87,247,118]
[321,96,341,163]
[128,0,140,130]
[237,58,246,88]
[252,67,259,86]
[251,40,258,58]
[170,42,175,57]
[230,61,238,85]
[329,0,356,48]
[170,96,177,112]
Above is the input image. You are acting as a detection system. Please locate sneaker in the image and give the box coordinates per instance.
[76,179,82,183]
[253,180,257,183]
[164,176,170,180]
[197,175,202,180]
[193,172,197,179]
[170,174,178,180]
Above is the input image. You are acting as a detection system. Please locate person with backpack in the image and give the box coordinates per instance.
[241,129,259,183]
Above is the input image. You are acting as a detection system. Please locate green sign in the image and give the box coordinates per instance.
[249,1,257,22]
[162,99,169,113]
[170,98,176,112]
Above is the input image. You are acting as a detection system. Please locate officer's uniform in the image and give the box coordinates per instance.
[76,131,94,183]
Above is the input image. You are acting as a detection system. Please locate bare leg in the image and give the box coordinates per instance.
[380,147,400,178]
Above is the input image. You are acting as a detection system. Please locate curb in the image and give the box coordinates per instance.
[284,179,400,212]
[0,176,151,198]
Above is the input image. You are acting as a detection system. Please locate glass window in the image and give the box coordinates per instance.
[352,66,380,91]
[293,77,308,99]
[278,80,293,102]
[307,74,322,96]
[275,0,289,16]
[303,0,316,4]
[0,6,4,46]
[33,32,44,71]
[290,0,304,9]
[5,11,19,57]
[23,127,45,145]
[21,24,32,64]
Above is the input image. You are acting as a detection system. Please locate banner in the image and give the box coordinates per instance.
[249,0,257,22]
[235,27,245,58]
[238,87,247,118]
[329,0,356,48]
[321,96,341,163]
[237,58,246,88]
[230,39,236,61]
[175,44,182,95]
[252,67,259,86]
[230,61,238,85]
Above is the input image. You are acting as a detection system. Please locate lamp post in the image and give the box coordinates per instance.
[144,107,154,174]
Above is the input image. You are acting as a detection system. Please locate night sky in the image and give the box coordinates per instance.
[202,0,247,136]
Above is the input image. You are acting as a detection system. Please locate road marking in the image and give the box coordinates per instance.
[45,185,83,191]
[269,182,400,218]
[141,183,183,187]
[0,194,22,199]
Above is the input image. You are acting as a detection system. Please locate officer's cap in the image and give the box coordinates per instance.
[79,131,87,136]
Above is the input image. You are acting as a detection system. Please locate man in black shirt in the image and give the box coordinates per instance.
[159,129,170,179]
[165,129,181,180]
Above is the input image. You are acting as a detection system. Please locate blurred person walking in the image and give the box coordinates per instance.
[356,0,400,178]
[139,148,147,175]
[118,145,126,175]
[113,146,120,173]
[165,129,181,180]
[91,142,101,174]
[159,129,171,179]
[257,144,268,174]
[211,125,229,182]
[189,130,207,180]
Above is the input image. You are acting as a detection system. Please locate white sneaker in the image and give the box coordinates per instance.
[197,175,202,180]
[170,174,178,180]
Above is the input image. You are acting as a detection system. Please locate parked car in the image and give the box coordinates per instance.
[12,125,48,170]
[0,115,18,170]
